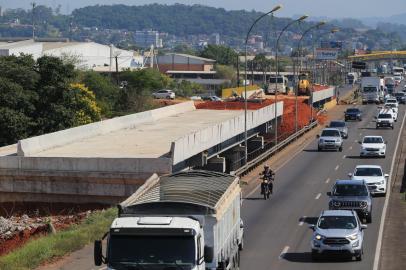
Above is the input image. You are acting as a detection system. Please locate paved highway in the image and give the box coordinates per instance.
[240,84,405,270]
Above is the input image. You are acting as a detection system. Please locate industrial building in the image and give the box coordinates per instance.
[0,39,143,71]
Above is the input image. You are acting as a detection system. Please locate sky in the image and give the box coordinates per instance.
[1,0,405,18]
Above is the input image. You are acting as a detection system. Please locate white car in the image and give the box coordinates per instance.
[359,136,387,158]
[152,89,175,99]
[379,106,398,122]
[349,165,389,196]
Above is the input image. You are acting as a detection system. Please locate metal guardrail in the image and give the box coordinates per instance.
[233,120,319,176]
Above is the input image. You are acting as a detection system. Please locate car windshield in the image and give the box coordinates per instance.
[394,93,405,97]
[355,167,383,176]
[378,114,392,119]
[386,100,397,103]
[363,137,383,144]
[321,130,340,137]
[318,216,357,230]
[329,121,345,128]
[346,108,360,113]
[333,184,368,196]
[108,235,195,267]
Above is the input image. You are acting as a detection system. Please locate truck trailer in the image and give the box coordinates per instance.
[361,76,385,104]
[94,170,244,270]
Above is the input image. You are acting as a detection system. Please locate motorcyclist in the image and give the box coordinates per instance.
[260,165,275,194]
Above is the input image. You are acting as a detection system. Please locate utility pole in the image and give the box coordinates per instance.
[115,55,119,86]
[237,55,240,87]
[31,2,36,40]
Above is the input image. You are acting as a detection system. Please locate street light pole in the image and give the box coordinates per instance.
[244,4,282,164]
[274,15,308,144]
[294,21,325,133]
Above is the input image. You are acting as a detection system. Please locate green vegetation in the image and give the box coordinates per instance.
[0,208,117,270]
[200,45,238,66]
[0,55,199,147]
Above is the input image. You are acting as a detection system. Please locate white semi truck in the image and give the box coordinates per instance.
[361,76,385,104]
[268,75,289,94]
[94,170,244,270]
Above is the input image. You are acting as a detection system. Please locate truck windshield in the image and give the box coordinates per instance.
[318,216,357,230]
[108,235,195,268]
[333,184,368,196]
[363,87,377,93]
[270,78,284,83]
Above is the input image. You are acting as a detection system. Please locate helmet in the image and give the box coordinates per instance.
[264,164,270,169]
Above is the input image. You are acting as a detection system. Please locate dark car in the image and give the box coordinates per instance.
[327,180,372,223]
[345,108,362,121]
[393,92,406,104]
[328,120,348,139]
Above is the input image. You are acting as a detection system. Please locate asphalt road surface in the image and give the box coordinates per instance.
[240,83,405,270]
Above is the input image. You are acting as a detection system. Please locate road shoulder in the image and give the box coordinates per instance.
[378,114,406,270]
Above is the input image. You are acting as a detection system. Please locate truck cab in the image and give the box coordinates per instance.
[97,216,206,270]
[94,171,244,270]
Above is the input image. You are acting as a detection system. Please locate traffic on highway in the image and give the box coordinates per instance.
[240,81,405,269]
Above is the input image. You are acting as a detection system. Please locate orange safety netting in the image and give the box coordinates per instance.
[195,99,276,110]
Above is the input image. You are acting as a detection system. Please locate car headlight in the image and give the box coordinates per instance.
[315,234,324,240]
[360,201,368,208]
[348,233,358,241]
[380,180,385,185]
[319,139,324,143]
[352,240,360,247]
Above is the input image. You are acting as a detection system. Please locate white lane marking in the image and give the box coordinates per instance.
[325,178,330,184]
[279,246,290,259]
[98,267,107,270]
[359,132,362,136]
[315,193,321,200]
[349,146,353,150]
[354,139,358,142]
[243,138,311,200]
[299,216,307,226]
[335,165,340,171]
[342,155,346,159]
[373,111,406,270]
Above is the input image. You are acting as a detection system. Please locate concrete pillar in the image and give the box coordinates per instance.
[224,145,245,173]
[204,155,226,173]
[248,135,264,153]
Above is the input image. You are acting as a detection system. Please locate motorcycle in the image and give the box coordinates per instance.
[261,177,272,200]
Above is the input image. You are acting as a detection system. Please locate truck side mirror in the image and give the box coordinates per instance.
[94,240,103,266]
[384,174,389,178]
[204,246,214,263]
[308,224,315,231]
[316,134,320,138]
[360,224,368,230]
[326,191,332,196]
[348,173,353,177]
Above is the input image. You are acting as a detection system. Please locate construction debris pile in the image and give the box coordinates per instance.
[0,212,91,256]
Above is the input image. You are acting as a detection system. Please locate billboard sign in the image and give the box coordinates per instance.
[315,48,339,60]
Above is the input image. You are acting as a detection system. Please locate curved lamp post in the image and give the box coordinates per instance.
[293,21,326,133]
[274,14,308,146]
[243,4,282,164]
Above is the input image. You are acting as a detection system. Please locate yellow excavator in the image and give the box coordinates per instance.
[298,73,311,96]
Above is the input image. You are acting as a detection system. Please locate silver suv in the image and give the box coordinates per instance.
[327,180,372,223]
[317,128,343,152]
[310,210,367,261]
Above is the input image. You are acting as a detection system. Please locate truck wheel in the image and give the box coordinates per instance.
[318,146,322,152]
[339,146,343,152]
[391,125,394,130]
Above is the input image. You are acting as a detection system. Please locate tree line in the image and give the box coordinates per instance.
[0,54,203,147]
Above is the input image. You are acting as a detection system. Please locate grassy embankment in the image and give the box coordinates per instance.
[0,208,116,270]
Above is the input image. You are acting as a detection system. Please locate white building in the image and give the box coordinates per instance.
[135,30,163,48]
[0,39,144,72]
